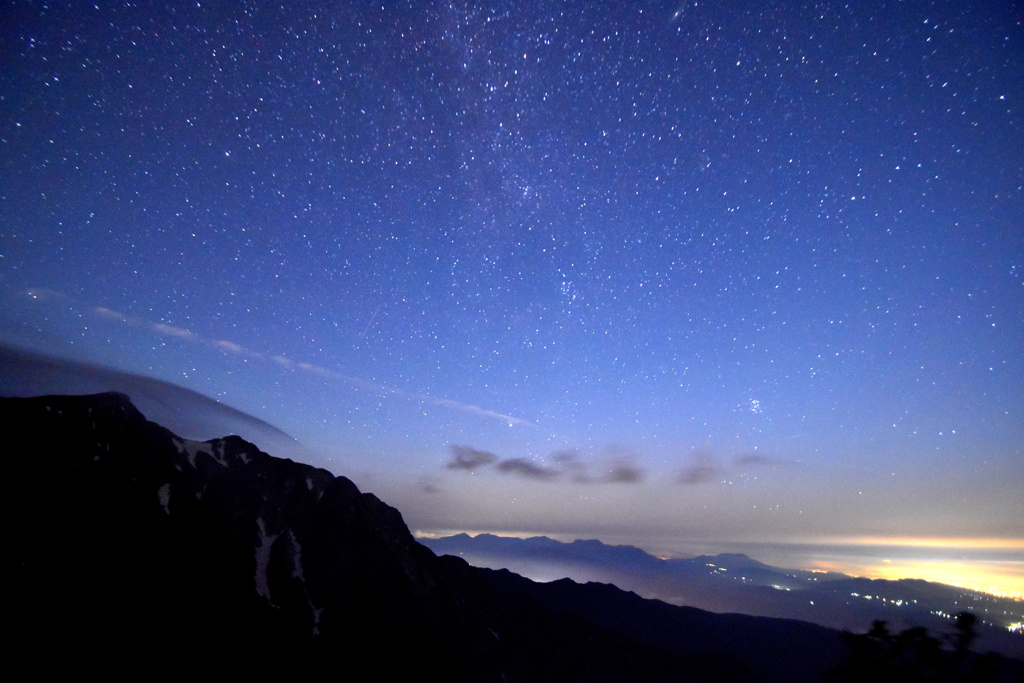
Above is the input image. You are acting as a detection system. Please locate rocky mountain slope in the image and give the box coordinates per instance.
[6,393,1016,680]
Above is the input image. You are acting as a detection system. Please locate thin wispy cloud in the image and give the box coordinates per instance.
[677,464,719,485]
[152,323,194,339]
[93,306,128,322]
[25,287,68,302]
[418,476,441,494]
[346,377,533,427]
[26,288,533,428]
[735,453,774,467]
[604,459,643,483]
[447,445,498,470]
[214,340,249,355]
[449,446,645,484]
[551,449,590,483]
[676,450,782,484]
[430,396,533,426]
[676,450,720,485]
[496,458,560,480]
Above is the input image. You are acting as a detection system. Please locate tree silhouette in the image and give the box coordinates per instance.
[826,612,1005,683]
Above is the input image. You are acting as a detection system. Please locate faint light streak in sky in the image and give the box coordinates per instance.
[25,288,534,428]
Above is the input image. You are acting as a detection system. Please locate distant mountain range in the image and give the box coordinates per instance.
[421,533,1024,660]
[5,392,1020,680]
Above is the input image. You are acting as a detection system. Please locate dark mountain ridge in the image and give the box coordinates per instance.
[0,342,306,456]
[422,533,1024,660]
[6,392,1019,680]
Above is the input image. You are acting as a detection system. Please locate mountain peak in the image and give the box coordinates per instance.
[10,392,1020,677]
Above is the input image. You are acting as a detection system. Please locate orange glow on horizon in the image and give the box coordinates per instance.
[826,559,1024,599]
[416,530,1024,599]
[823,536,1024,551]
[415,528,550,541]
[796,536,1024,598]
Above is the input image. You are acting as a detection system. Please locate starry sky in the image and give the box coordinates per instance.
[2,1,1022,593]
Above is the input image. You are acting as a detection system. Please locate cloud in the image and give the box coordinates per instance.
[450,446,645,484]
[674,450,784,484]
[552,450,645,484]
[447,445,498,470]
[26,287,67,302]
[431,397,533,426]
[0,343,303,456]
[152,323,194,339]
[677,450,720,485]
[551,449,590,482]
[25,288,533,428]
[93,307,128,321]
[496,458,560,480]
[677,464,719,484]
[596,445,645,484]
[418,476,441,494]
[214,340,247,354]
[604,459,643,483]
[735,453,774,467]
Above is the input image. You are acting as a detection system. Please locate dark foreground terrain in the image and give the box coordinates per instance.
[422,534,1023,659]
[6,393,1019,681]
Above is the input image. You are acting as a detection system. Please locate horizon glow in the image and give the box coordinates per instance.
[416,529,1024,599]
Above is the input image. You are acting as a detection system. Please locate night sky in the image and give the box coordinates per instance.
[2,1,1022,594]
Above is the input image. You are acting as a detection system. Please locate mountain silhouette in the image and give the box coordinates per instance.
[422,533,1024,660]
[6,392,1019,680]
[0,342,305,456]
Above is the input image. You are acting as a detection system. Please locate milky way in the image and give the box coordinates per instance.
[2,1,1021,592]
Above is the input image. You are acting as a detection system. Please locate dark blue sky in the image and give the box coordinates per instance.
[2,1,1022,589]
